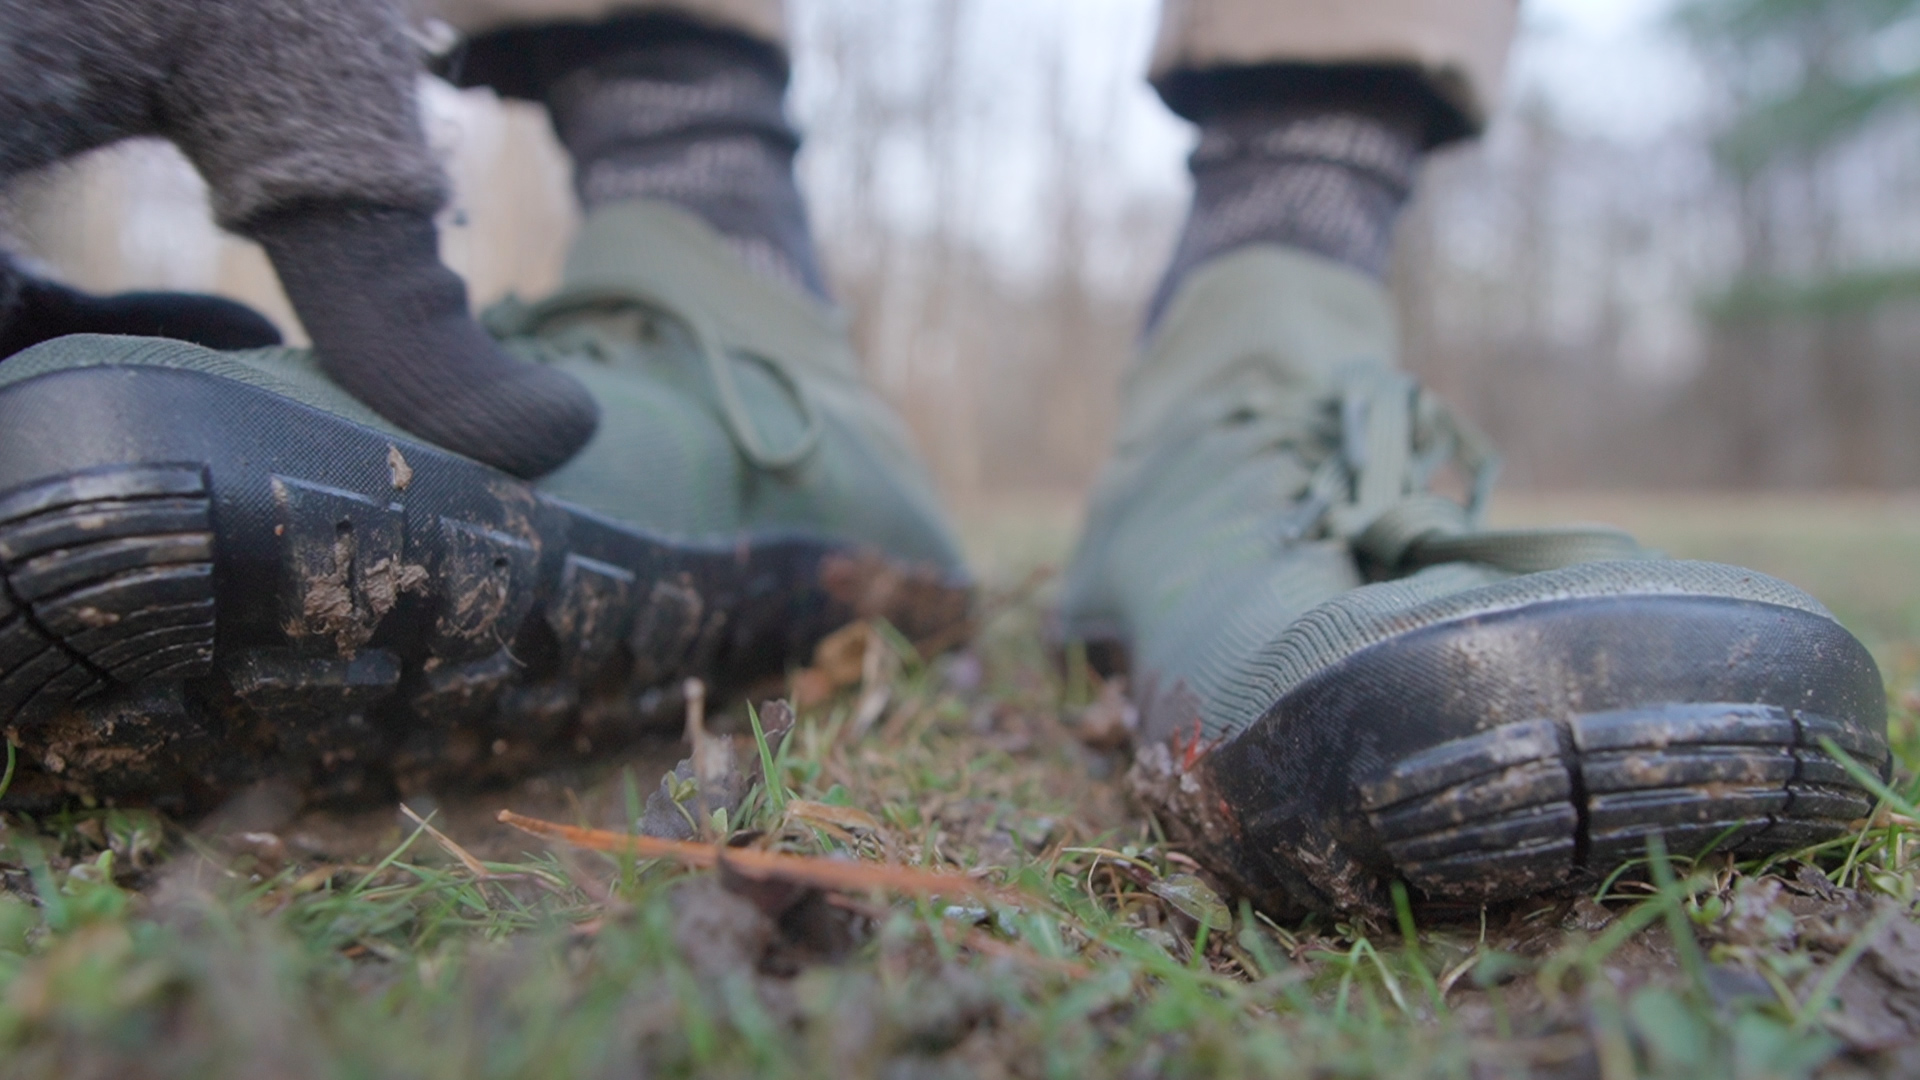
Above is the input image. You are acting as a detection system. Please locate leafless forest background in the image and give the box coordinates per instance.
[6,0,1920,500]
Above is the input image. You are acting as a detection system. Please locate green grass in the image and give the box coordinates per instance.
[3,493,1919,1079]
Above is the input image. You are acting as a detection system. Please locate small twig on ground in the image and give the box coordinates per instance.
[497,809,1006,901]
[399,805,495,879]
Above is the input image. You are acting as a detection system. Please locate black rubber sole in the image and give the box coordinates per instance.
[0,363,968,812]
[1357,703,1882,899]
[1142,593,1890,916]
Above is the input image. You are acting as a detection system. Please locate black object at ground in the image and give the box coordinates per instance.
[0,358,967,813]
[1134,593,1890,917]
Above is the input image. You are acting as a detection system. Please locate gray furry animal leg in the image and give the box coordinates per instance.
[0,0,598,477]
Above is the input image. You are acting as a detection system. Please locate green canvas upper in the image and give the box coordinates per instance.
[508,201,960,570]
[1058,245,1832,743]
[0,200,965,576]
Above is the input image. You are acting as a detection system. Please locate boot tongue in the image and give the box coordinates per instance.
[1118,244,1400,452]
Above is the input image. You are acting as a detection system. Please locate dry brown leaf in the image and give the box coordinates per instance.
[791,668,837,709]
[793,622,871,707]
[786,799,883,834]
[498,809,1001,900]
[290,865,340,893]
[813,622,872,686]
[1075,678,1138,750]
[849,625,899,740]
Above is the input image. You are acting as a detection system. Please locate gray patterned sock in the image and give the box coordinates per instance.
[1147,99,1424,330]
[539,27,829,302]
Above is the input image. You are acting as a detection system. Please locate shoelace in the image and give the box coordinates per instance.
[484,288,822,472]
[1209,363,1644,576]
[1327,366,1644,574]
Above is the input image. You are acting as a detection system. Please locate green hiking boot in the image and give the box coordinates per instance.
[1059,246,1888,917]
[0,199,967,811]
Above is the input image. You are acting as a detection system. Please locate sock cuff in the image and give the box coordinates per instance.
[1190,111,1420,198]
[547,64,798,161]
[577,135,794,199]
[531,17,828,302]
[1146,98,1425,330]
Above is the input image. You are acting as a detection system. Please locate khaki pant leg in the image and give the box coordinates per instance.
[422,0,785,50]
[1151,0,1519,134]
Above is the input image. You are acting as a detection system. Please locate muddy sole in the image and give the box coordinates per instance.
[0,363,968,812]
[1128,593,1890,915]
[1357,703,1884,899]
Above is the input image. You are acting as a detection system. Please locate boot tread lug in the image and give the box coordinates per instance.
[1359,717,1561,810]
[0,465,218,725]
[1570,703,1796,752]
[1363,704,1884,904]
[1383,802,1578,863]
